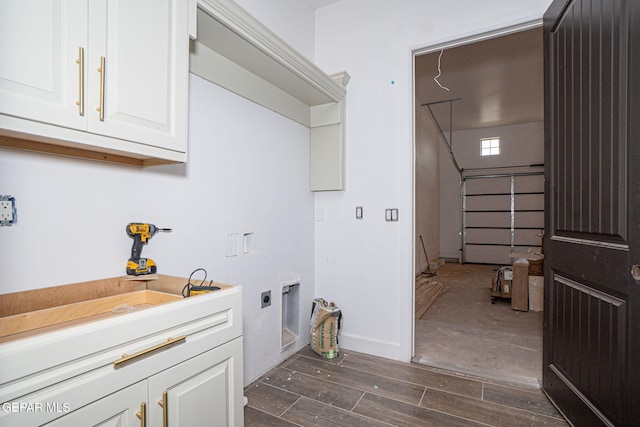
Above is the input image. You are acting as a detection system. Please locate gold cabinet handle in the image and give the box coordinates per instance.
[75,47,84,116]
[136,402,147,427]
[157,391,168,427]
[96,55,105,121]
[113,336,186,366]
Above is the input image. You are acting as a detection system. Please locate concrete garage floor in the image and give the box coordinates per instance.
[413,263,543,389]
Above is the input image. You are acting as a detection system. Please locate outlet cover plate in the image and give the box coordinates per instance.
[0,196,17,226]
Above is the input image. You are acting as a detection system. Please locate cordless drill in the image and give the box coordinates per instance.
[126,223,172,276]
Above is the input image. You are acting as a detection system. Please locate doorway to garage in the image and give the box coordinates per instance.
[412,25,545,388]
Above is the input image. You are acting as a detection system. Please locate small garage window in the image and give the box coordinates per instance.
[481,137,500,156]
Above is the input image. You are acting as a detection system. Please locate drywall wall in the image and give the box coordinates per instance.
[0,74,315,384]
[415,105,441,273]
[313,0,553,361]
[235,0,316,60]
[439,121,544,260]
[0,0,319,386]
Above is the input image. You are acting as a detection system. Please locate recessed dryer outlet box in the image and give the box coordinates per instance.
[281,281,300,352]
[261,290,271,308]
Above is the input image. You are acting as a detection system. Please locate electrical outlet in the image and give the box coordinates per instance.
[261,290,271,308]
[0,196,16,226]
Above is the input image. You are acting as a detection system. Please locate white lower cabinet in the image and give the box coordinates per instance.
[0,286,243,427]
[42,338,243,427]
[149,338,243,426]
[44,381,147,427]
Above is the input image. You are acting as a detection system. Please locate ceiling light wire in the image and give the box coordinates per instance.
[434,48,450,91]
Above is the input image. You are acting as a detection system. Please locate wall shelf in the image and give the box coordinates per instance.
[192,0,347,126]
[191,0,349,191]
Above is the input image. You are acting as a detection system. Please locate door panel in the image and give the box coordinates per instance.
[44,381,147,426]
[550,0,626,244]
[148,337,244,427]
[544,0,639,425]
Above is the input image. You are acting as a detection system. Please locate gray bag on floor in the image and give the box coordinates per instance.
[310,298,342,359]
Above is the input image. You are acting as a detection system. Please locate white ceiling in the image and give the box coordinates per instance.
[415,28,544,132]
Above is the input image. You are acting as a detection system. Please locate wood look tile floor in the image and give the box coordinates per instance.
[244,347,568,427]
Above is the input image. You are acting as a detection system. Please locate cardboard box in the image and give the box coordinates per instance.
[491,267,513,298]
[512,259,529,311]
[529,276,544,311]
[501,280,512,298]
[529,259,543,276]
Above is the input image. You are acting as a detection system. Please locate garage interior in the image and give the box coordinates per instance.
[413,27,545,388]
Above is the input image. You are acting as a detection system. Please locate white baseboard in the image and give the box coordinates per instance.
[338,333,403,361]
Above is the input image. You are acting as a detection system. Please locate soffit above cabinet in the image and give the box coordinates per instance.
[192,0,346,125]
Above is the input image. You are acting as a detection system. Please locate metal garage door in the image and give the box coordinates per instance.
[463,171,544,264]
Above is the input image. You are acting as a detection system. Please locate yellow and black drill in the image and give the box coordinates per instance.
[126,223,172,276]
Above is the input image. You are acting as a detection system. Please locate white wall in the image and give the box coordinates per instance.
[0,75,315,385]
[313,0,552,361]
[439,121,544,259]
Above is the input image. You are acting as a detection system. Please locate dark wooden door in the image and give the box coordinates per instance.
[543,0,640,425]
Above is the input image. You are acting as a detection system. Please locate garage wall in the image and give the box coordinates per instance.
[440,121,544,261]
[415,107,442,273]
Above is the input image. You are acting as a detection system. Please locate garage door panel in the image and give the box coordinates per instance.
[514,228,543,247]
[515,193,544,209]
[465,176,510,193]
[466,211,511,228]
[514,174,544,192]
[467,228,511,245]
[514,211,544,228]
[466,194,510,211]
[465,245,511,265]
[463,172,544,264]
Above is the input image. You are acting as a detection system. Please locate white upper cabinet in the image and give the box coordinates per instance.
[87,0,188,151]
[0,0,189,165]
[0,0,87,130]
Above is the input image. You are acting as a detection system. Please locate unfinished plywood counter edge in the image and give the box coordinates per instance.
[0,276,243,427]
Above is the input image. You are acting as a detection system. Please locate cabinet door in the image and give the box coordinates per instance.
[87,0,188,152]
[43,381,147,427]
[148,338,244,427]
[0,0,87,130]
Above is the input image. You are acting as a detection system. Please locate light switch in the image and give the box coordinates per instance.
[356,206,363,219]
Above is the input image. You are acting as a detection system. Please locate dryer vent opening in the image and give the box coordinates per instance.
[281,282,300,352]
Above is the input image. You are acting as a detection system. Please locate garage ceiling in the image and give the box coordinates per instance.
[415,27,544,133]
